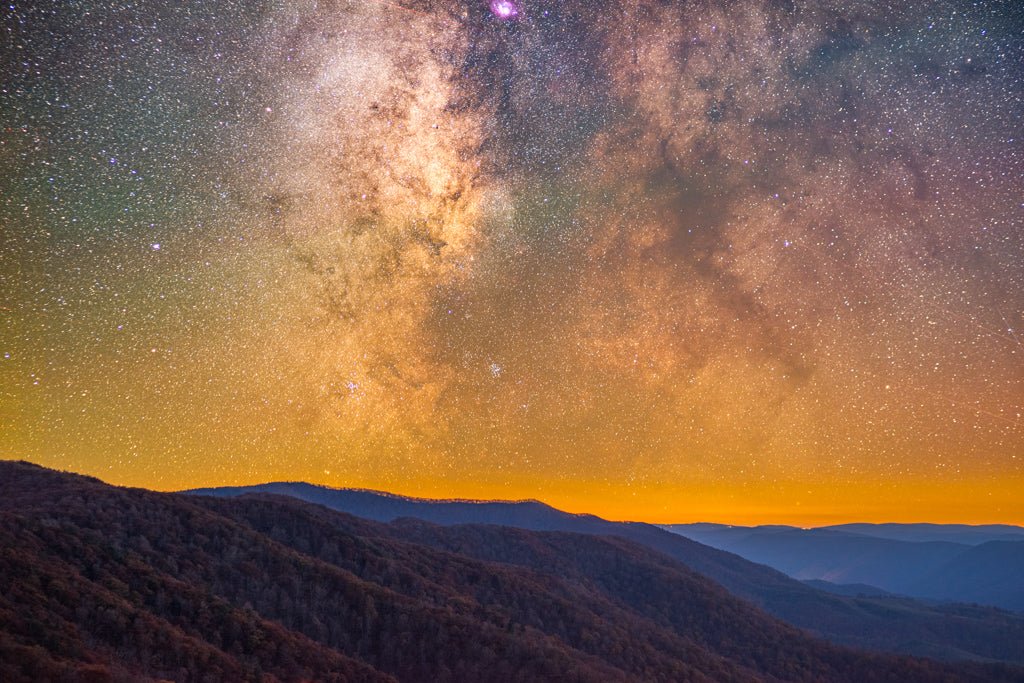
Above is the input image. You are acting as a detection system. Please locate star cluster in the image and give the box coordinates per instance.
[2,0,1022,523]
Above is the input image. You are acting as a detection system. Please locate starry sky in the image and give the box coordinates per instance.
[2,0,1022,525]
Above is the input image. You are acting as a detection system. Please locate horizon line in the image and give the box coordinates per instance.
[7,459,1023,529]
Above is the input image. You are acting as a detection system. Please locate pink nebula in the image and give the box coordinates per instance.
[490,0,518,20]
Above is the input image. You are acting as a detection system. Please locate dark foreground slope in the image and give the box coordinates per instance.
[1,463,1019,683]
[190,481,1024,664]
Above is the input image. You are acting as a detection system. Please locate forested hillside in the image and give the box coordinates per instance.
[2,462,1022,683]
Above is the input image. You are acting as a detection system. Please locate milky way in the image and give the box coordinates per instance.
[2,0,1022,523]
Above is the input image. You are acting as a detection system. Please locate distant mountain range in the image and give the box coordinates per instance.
[187,480,1024,665]
[662,523,1024,611]
[6,462,1023,682]
[827,523,1024,545]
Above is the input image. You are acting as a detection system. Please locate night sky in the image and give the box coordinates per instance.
[3,0,1022,524]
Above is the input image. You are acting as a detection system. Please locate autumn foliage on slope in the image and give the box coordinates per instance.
[1,462,1020,683]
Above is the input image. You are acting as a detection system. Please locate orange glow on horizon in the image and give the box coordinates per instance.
[12,457,1024,528]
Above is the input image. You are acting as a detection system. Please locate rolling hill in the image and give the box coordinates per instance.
[664,523,1024,611]
[825,524,1024,545]
[5,461,1021,682]
[188,481,1024,664]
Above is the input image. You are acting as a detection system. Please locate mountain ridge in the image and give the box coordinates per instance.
[188,478,1024,664]
[8,461,1023,682]
[663,523,1024,611]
